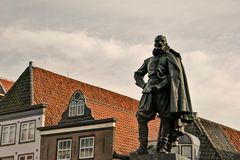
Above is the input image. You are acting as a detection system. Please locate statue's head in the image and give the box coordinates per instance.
[154,35,169,51]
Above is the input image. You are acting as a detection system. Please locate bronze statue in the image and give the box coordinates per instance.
[132,35,195,154]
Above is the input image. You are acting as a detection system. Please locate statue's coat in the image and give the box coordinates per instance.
[134,49,195,136]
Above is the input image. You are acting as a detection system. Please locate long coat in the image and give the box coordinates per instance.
[134,49,195,136]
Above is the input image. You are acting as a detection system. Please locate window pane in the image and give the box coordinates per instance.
[90,138,93,146]
[179,134,192,144]
[66,141,71,148]
[27,155,33,160]
[28,128,34,140]
[89,148,93,157]
[181,146,192,158]
[172,146,179,154]
[69,101,76,116]
[59,141,63,149]
[29,122,35,128]
[21,129,27,141]
[9,131,15,143]
[20,157,25,160]
[22,123,28,129]
[2,132,8,144]
[10,126,15,131]
[86,138,90,146]
[3,126,9,132]
[81,139,85,147]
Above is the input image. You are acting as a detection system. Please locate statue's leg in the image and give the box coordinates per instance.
[130,116,149,155]
[156,117,173,153]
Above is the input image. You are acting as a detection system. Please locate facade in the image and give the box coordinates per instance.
[0,62,239,160]
[0,106,45,160]
[38,91,116,160]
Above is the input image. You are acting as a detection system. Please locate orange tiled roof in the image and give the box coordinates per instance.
[0,78,14,92]
[32,66,160,155]
[221,124,240,152]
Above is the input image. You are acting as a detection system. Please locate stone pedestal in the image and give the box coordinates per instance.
[130,153,189,160]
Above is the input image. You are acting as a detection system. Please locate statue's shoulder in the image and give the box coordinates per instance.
[143,57,152,63]
[168,49,182,60]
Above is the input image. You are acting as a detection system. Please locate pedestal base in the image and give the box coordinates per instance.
[130,153,189,160]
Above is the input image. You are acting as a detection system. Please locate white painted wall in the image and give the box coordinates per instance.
[0,114,45,160]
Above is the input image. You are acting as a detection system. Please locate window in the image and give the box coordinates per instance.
[18,154,33,160]
[79,137,94,159]
[76,100,84,115]
[20,121,35,142]
[69,101,77,117]
[1,124,16,145]
[181,145,192,159]
[57,139,72,160]
[68,91,85,117]
[171,133,201,160]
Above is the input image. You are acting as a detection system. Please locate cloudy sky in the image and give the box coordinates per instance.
[0,0,239,130]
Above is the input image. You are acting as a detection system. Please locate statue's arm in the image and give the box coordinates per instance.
[134,59,148,89]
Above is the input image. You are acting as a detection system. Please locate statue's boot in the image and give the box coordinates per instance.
[166,136,178,152]
[156,137,169,153]
[156,117,173,153]
[130,117,148,155]
[130,139,148,155]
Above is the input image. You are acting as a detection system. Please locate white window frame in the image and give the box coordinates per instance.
[79,136,94,159]
[69,99,85,117]
[18,153,33,160]
[76,100,84,116]
[57,139,72,160]
[69,101,77,117]
[20,121,35,143]
[1,124,16,145]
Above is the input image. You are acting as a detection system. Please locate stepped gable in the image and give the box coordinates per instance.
[32,66,160,155]
[0,78,14,92]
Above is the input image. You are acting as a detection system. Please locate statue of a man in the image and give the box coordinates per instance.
[132,35,195,154]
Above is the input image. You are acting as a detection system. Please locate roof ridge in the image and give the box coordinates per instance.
[199,117,240,132]
[34,66,138,102]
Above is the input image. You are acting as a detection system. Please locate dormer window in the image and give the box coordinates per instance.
[60,90,93,124]
[171,133,200,160]
[68,91,85,117]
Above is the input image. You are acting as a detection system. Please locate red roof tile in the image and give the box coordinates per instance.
[221,125,240,152]
[0,78,14,92]
[32,67,160,155]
